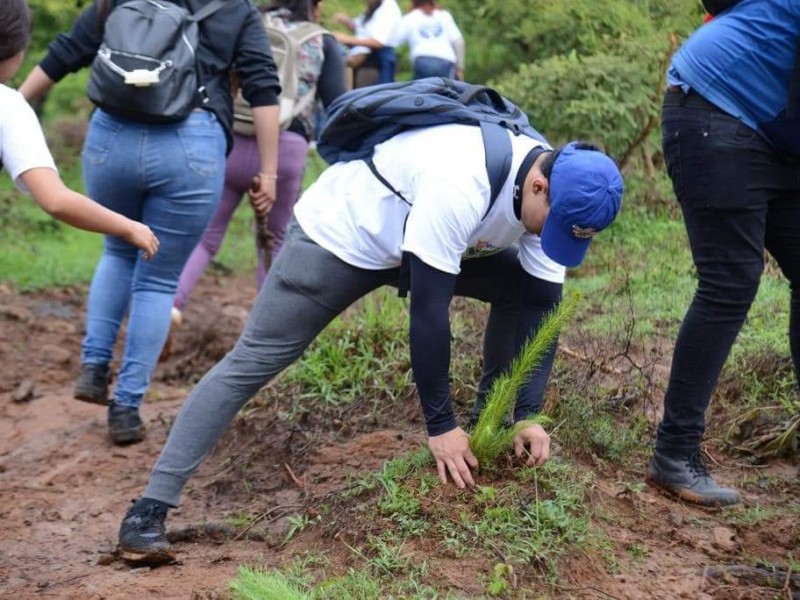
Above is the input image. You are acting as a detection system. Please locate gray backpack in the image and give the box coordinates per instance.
[233,12,326,135]
[87,0,226,123]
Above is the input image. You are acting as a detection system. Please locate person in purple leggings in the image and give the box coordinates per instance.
[172,0,346,325]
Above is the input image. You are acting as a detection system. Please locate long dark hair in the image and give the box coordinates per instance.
[0,0,32,61]
[265,0,313,22]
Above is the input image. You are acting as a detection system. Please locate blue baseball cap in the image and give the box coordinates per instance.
[540,142,623,268]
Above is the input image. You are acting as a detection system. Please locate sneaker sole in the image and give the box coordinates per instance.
[644,475,738,509]
[118,546,176,565]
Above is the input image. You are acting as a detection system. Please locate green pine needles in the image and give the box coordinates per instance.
[470,293,580,466]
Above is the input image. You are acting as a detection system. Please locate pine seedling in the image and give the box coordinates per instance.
[470,293,580,466]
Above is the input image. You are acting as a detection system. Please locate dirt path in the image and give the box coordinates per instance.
[1,275,799,599]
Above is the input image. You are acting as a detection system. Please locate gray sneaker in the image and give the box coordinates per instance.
[646,450,741,507]
[74,363,111,405]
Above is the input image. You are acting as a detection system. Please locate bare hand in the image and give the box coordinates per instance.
[249,174,276,217]
[428,427,478,488]
[513,423,551,467]
[124,221,159,260]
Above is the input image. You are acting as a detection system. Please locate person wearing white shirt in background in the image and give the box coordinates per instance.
[334,0,402,88]
[392,0,465,80]
[0,0,158,261]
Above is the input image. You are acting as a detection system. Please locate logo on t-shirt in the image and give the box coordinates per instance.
[420,23,444,39]
[463,240,502,260]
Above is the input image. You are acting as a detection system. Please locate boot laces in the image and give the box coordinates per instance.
[686,450,710,478]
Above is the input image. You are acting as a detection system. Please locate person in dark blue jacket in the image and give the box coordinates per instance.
[647,0,800,507]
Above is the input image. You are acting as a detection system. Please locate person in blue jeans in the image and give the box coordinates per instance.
[646,0,800,506]
[19,0,281,446]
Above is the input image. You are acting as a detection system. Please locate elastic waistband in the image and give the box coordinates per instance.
[663,88,722,112]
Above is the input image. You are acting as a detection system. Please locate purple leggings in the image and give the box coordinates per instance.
[174,130,309,310]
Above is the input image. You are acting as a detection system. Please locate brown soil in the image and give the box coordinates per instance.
[1,273,799,599]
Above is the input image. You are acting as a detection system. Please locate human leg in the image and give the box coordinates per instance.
[144,221,392,506]
[255,130,310,288]
[649,93,775,506]
[110,112,226,442]
[174,134,258,310]
[76,111,147,404]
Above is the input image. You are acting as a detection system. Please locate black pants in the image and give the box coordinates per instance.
[656,91,800,455]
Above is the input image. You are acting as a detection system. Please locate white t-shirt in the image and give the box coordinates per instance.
[359,0,402,46]
[391,8,463,62]
[0,84,57,193]
[295,124,566,284]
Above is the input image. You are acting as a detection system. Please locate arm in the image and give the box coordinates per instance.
[20,1,104,100]
[19,168,159,258]
[408,253,478,488]
[333,32,385,50]
[318,35,347,107]
[235,7,281,215]
[248,105,280,216]
[453,37,465,80]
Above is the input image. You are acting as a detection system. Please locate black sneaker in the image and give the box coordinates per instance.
[108,402,145,445]
[118,498,175,565]
[646,449,741,507]
[74,363,111,405]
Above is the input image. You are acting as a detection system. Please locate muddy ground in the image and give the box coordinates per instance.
[1,271,798,599]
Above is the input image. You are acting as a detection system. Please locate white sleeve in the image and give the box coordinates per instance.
[365,2,401,45]
[518,233,567,283]
[389,15,409,47]
[442,11,464,42]
[0,91,57,193]
[402,174,484,275]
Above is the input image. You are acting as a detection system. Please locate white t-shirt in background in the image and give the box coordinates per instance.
[294,124,566,284]
[0,84,57,193]
[391,8,463,62]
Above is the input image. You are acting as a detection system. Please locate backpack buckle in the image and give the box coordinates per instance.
[124,69,161,87]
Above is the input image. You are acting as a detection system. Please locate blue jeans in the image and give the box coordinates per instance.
[657,91,800,455]
[81,109,226,408]
[413,56,455,80]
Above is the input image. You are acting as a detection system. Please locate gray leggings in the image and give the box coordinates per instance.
[144,219,541,506]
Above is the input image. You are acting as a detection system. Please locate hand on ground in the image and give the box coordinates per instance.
[428,427,478,488]
[513,423,550,466]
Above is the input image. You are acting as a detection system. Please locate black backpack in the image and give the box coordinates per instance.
[317,77,548,218]
[87,0,226,123]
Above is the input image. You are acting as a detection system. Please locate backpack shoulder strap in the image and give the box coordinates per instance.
[189,0,228,22]
[479,122,513,218]
[787,36,800,119]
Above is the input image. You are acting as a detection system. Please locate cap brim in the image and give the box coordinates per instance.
[540,212,592,268]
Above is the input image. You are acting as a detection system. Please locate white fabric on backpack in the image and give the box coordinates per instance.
[233,12,325,134]
[294,124,565,284]
[0,85,57,193]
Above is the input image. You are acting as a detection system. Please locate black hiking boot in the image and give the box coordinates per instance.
[117,498,175,565]
[108,402,145,445]
[74,363,111,405]
[646,449,740,507]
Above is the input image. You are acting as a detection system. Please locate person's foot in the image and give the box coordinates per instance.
[117,498,175,565]
[108,402,145,445]
[74,363,111,405]
[646,449,741,507]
